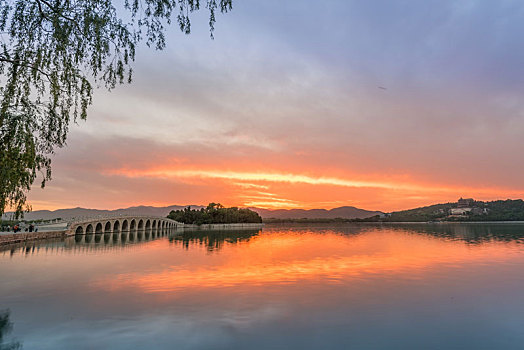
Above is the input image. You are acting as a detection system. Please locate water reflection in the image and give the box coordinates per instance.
[1,229,174,256]
[95,226,524,293]
[0,310,21,350]
[266,222,524,244]
[169,229,261,251]
[384,222,524,243]
[3,223,524,258]
[2,224,524,349]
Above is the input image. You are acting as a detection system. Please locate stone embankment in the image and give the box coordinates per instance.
[0,230,67,246]
[182,223,264,230]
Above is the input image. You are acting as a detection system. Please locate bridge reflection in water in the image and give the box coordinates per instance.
[74,228,174,245]
[2,228,263,257]
[6,223,524,258]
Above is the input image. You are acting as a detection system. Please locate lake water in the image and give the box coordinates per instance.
[2,223,524,349]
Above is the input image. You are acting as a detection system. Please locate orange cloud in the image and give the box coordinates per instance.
[24,133,524,212]
[100,167,524,211]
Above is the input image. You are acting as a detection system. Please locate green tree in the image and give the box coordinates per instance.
[0,0,232,217]
[168,203,262,224]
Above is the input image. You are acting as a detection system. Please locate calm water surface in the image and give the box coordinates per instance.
[2,223,524,349]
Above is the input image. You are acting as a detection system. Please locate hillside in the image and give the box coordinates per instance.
[380,199,524,222]
[382,203,456,222]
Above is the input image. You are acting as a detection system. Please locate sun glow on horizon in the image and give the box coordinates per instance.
[24,163,524,212]
[89,167,524,211]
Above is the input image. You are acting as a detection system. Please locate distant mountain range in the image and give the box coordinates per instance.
[1,205,204,221]
[250,206,383,219]
[2,205,382,221]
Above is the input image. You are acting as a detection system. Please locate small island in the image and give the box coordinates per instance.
[168,203,262,225]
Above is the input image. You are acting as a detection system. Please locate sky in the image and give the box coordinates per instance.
[27,0,524,212]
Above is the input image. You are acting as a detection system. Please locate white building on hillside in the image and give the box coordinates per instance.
[450,208,472,215]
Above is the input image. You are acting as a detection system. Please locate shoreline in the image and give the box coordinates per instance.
[0,230,68,247]
[0,223,264,246]
[264,220,524,225]
[2,221,522,246]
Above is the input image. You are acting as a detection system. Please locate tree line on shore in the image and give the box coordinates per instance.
[368,199,524,222]
[168,203,262,225]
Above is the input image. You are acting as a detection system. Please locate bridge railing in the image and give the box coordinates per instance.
[67,216,181,228]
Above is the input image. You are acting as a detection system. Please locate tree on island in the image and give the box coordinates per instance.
[0,0,232,217]
[168,203,263,225]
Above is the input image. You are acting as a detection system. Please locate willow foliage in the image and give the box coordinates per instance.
[0,0,232,217]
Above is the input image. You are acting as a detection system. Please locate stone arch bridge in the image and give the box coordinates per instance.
[68,216,181,235]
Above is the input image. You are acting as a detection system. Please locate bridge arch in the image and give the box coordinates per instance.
[68,216,180,236]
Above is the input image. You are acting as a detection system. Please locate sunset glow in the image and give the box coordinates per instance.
[22,0,524,213]
[27,158,524,211]
[4,1,524,349]
[93,229,524,293]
